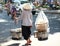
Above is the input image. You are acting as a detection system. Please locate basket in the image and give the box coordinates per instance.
[38,31,48,40]
[10,28,22,40]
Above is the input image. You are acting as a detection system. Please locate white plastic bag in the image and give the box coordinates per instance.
[35,10,49,31]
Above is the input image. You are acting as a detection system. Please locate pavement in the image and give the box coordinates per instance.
[1,33,60,46]
[0,9,60,46]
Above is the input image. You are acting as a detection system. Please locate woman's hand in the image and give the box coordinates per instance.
[14,17,19,25]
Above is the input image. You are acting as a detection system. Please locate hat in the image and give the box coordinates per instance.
[23,3,32,10]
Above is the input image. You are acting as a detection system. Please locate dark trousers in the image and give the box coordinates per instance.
[22,25,31,40]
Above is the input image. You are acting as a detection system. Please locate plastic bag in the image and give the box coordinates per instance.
[35,10,49,31]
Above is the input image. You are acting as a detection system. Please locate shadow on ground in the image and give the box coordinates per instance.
[8,43,20,46]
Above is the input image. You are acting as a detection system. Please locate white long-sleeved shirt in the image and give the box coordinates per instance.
[19,10,33,26]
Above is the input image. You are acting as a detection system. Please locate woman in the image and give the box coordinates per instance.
[11,5,17,20]
[19,3,33,45]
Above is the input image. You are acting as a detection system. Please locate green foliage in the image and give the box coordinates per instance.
[42,5,49,8]
[56,6,60,9]
[35,5,41,9]
[0,2,5,5]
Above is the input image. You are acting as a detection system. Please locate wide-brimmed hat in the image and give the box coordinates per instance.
[23,3,32,10]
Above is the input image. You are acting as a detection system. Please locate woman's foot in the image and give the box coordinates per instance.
[25,39,32,45]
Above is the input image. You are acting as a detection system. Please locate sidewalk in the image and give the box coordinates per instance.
[1,32,60,46]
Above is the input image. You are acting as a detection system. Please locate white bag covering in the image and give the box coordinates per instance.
[35,10,49,31]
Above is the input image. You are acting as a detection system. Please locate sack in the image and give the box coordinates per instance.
[36,23,48,31]
[35,10,49,31]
